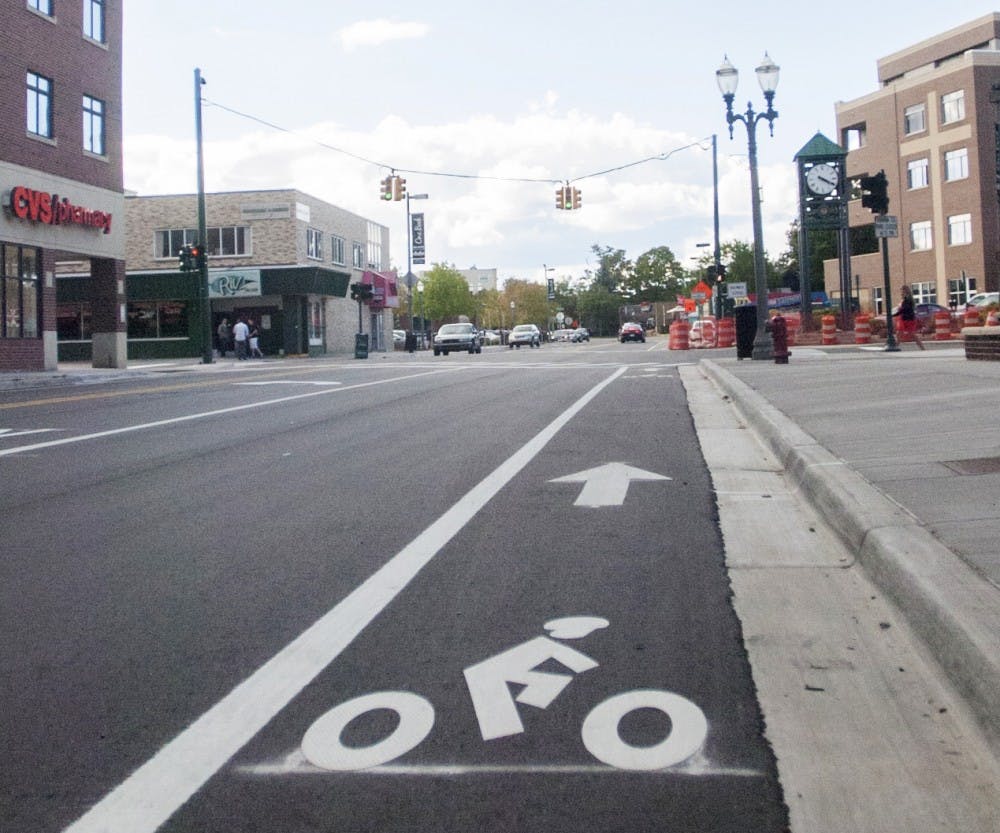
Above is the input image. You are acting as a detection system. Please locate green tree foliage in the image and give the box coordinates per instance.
[630,246,687,302]
[576,286,622,337]
[503,279,550,327]
[420,263,475,323]
[587,245,632,294]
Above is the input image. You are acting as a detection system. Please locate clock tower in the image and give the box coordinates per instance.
[794,132,848,329]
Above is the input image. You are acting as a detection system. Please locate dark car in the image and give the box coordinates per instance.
[572,327,590,342]
[619,322,645,343]
[433,323,482,355]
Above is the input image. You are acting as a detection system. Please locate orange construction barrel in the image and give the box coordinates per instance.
[668,319,690,350]
[854,314,871,344]
[717,317,735,348]
[821,314,837,345]
[964,307,981,328]
[933,309,951,340]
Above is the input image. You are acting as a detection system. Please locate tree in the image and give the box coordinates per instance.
[503,279,550,328]
[576,285,621,337]
[628,246,688,302]
[586,245,632,294]
[420,263,475,323]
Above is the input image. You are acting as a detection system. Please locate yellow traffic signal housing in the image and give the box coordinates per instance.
[380,176,393,200]
[571,187,582,210]
[393,176,407,201]
[555,187,565,210]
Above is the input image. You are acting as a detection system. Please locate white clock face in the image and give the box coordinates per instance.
[806,163,838,195]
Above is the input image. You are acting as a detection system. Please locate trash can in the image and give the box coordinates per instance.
[405,331,417,353]
[354,333,369,359]
[734,304,757,360]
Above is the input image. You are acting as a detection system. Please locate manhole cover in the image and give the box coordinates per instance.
[942,457,1000,475]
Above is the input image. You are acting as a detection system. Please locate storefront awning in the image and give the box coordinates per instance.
[362,270,399,309]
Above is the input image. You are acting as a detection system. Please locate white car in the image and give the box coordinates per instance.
[508,324,541,348]
[965,293,999,308]
[481,329,501,345]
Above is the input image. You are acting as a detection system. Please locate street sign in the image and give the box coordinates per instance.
[729,282,748,298]
[411,213,426,264]
[874,215,898,238]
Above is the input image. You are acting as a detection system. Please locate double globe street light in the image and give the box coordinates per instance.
[716,53,779,360]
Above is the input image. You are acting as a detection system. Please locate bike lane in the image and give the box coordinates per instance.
[69,364,788,833]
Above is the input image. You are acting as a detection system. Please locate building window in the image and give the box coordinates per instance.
[27,71,52,138]
[57,301,93,341]
[911,281,936,304]
[308,300,323,346]
[872,286,885,316]
[367,222,383,270]
[906,158,928,189]
[948,213,972,246]
[944,148,968,181]
[155,227,250,259]
[306,228,323,260]
[903,103,925,135]
[83,95,105,155]
[948,276,977,307]
[331,235,345,265]
[127,301,189,339]
[84,0,105,42]
[27,0,53,15]
[909,221,932,252]
[940,90,965,125]
[352,242,365,269]
[843,124,866,151]
[2,244,40,339]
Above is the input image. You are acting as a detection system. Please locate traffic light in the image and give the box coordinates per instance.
[393,176,407,201]
[571,187,581,210]
[189,243,206,270]
[555,186,567,210]
[860,170,889,214]
[350,282,374,301]
[380,176,393,201]
[177,245,192,272]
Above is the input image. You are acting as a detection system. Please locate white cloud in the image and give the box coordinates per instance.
[338,19,430,51]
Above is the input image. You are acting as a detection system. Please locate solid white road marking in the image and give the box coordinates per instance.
[581,690,709,771]
[62,366,627,833]
[463,637,599,741]
[0,428,60,438]
[0,369,454,459]
[234,381,343,387]
[548,462,671,507]
[301,692,435,771]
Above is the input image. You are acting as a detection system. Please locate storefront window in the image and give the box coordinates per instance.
[127,300,189,339]
[1,244,40,339]
[58,302,93,340]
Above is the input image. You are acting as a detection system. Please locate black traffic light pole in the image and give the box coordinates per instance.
[861,170,899,352]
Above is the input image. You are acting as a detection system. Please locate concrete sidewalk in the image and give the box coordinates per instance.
[699,345,1000,757]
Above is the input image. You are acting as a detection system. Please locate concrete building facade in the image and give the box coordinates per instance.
[0,0,125,370]
[830,14,1000,311]
[58,189,395,359]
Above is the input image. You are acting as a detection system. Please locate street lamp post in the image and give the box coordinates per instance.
[716,53,780,360]
[417,280,425,348]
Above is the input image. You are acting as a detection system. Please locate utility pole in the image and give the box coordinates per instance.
[194,68,212,364]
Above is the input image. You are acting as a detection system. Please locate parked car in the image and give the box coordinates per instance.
[883,302,952,335]
[551,328,576,342]
[481,329,501,345]
[572,328,590,342]
[433,323,482,355]
[619,322,645,343]
[965,292,999,308]
[509,324,541,348]
[392,329,406,348]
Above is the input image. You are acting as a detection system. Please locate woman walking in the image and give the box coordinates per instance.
[892,285,925,350]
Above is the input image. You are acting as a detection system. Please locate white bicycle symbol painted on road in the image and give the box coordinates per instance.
[300,616,708,772]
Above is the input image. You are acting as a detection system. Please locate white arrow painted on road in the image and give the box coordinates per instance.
[549,462,671,507]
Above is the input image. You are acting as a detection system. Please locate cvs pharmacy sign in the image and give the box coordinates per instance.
[6,185,113,234]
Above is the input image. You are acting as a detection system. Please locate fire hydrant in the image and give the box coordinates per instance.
[766,313,790,364]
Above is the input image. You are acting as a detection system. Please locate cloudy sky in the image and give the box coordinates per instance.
[122,2,990,285]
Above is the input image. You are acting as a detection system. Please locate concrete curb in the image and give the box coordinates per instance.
[701,358,1000,756]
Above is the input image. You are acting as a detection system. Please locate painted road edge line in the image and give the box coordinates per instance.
[62,366,628,833]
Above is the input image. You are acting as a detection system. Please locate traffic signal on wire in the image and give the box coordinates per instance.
[860,171,889,214]
[571,187,581,210]
[380,177,393,201]
[555,186,567,210]
[393,177,407,201]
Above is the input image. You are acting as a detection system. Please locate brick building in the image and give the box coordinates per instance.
[58,189,395,359]
[0,0,124,370]
[830,13,1000,311]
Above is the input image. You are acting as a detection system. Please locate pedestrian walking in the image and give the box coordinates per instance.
[216,317,231,357]
[248,319,263,358]
[892,285,925,349]
[232,316,250,360]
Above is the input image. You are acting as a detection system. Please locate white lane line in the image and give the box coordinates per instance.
[62,366,628,833]
[234,381,343,387]
[0,370,455,459]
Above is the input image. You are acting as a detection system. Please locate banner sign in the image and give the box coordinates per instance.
[411,213,425,265]
[208,268,262,298]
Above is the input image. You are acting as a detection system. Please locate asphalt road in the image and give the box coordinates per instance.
[0,342,788,833]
